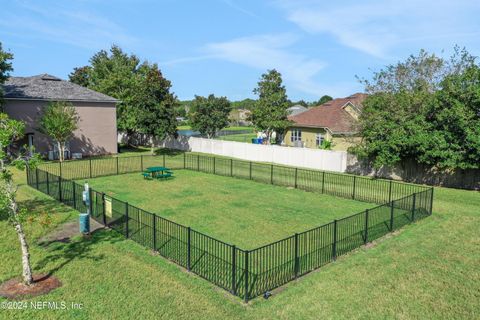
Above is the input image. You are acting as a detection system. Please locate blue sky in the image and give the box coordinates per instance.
[1,0,480,101]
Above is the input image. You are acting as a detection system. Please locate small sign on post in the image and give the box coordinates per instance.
[80,182,91,235]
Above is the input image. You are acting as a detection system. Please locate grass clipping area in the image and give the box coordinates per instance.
[0,168,479,319]
[85,170,373,248]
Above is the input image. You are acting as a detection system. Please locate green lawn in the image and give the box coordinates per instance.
[1,169,479,319]
[85,170,373,248]
[216,133,257,143]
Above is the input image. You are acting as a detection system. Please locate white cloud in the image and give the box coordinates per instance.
[202,34,330,96]
[0,2,137,50]
[279,0,480,58]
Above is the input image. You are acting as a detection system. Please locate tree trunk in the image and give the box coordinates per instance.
[6,180,33,286]
[14,220,33,285]
[57,141,64,162]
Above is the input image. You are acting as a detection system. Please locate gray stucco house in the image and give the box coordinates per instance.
[2,74,118,159]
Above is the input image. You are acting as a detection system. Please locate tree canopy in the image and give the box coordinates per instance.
[136,64,178,153]
[0,42,13,107]
[69,45,178,141]
[190,94,231,138]
[250,69,290,143]
[313,95,333,106]
[352,47,480,170]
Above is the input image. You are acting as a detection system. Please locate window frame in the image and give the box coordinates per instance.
[290,129,302,142]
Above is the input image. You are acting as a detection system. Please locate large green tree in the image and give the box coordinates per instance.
[136,64,178,153]
[190,94,231,138]
[70,46,178,146]
[352,47,480,170]
[250,69,290,144]
[38,101,79,162]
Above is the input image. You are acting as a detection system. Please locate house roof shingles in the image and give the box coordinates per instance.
[2,74,118,103]
[288,93,367,135]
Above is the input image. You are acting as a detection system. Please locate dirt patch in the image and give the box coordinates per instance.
[38,218,104,246]
[0,274,62,300]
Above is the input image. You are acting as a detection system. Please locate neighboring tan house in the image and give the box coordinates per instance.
[284,93,367,150]
[2,74,118,159]
[287,104,308,116]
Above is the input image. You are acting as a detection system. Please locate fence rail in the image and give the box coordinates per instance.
[27,153,433,302]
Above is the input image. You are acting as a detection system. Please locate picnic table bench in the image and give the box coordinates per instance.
[142,166,174,180]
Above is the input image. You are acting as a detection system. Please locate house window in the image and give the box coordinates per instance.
[316,133,325,146]
[291,129,302,142]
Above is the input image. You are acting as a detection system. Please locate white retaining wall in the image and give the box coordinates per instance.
[157,136,348,172]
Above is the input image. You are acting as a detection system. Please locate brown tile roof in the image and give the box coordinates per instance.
[288,93,367,134]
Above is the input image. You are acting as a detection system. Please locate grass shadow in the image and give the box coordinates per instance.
[34,228,123,277]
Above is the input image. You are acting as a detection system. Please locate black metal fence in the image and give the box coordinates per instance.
[27,153,433,302]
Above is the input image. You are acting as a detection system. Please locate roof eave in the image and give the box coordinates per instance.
[3,97,119,103]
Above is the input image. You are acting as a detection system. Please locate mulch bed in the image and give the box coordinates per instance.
[0,274,62,300]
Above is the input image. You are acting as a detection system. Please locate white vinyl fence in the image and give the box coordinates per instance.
[156,136,348,172]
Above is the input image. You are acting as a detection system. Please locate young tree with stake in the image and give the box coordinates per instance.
[38,101,79,162]
[0,114,41,286]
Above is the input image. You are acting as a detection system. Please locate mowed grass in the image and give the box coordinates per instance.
[1,169,479,319]
[85,170,373,248]
[216,133,257,143]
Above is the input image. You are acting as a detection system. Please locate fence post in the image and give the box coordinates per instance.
[125,202,129,238]
[411,193,416,221]
[183,153,186,169]
[294,233,299,279]
[102,192,107,226]
[89,159,93,178]
[187,227,191,271]
[152,214,157,251]
[197,155,200,171]
[249,162,252,180]
[35,168,39,189]
[352,176,356,200]
[116,157,119,175]
[332,220,337,261]
[230,159,233,177]
[270,164,274,184]
[231,245,236,295]
[88,188,93,215]
[46,172,50,194]
[388,180,393,203]
[58,176,62,202]
[141,155,144,171]
[26,166,30,185]
[321,171,325,194]
[244,250,249,303]
[59,161,62,179]
[389,200,395,231]
[213,157,216,174]
[72,181,76,209]
[429,188,434,215]
[364,209,369,244]
[294,168,298,188]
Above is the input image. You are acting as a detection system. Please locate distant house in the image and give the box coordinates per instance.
[2,74,118,159]
[287,104,308,116]
[284,93,366,150]
[229,108,251,126]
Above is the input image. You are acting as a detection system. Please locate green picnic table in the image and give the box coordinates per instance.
[143,166,173,180]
